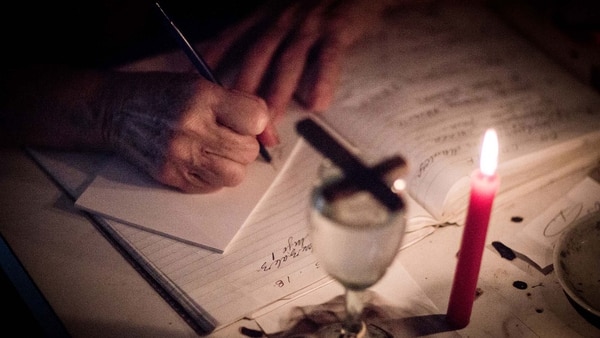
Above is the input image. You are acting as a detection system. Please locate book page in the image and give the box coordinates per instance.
[103,139,329,328]
[320,4,600,223]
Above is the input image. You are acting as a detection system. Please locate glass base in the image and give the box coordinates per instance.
[314,321,392,338]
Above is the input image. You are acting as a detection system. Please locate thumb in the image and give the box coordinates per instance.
[257,123,280,147]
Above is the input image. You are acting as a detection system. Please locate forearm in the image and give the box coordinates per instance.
[0,65,112,150]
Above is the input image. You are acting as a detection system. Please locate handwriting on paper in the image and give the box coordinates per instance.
[543,200,600,237]
[322,9,600,220]
[498,176,600,271]
[259,234,312,272]
[273,261,321,289]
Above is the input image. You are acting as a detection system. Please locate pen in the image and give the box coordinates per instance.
[154,1,272,163]
[296,118,404,211]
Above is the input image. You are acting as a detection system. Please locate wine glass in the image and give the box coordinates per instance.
[309,161,407,337]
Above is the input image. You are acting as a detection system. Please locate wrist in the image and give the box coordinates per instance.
[99,71,199,173]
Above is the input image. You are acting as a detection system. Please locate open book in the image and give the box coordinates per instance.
[28,2,600,334]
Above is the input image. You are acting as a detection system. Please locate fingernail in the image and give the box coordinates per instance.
[258,125,280,147]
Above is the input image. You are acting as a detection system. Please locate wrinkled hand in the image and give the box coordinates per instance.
[200,0,397,146]
[103,71,269,193]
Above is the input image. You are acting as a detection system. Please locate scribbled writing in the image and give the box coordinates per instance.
[417,146,462,178]
[259,235,312,272]
[544,203,583,237]
[392,108,440,128]
[544,201,600,237]
[273,261,320,288]
[274,276,290,288]
[433,130,468,144]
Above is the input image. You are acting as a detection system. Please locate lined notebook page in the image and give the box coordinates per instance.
[320,4,600,223]
[33,131,430,330]
[103,139,328,328]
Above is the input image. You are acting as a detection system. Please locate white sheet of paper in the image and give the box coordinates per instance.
[75,110,303,253]
[75,157,275,252]
[499,176,600,271]
[252,254,459,337]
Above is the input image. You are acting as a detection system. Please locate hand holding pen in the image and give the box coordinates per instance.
[94,3,275,194]
[2,0,394,195]
[155,1,272,163]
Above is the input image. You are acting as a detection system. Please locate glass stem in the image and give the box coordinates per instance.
[342,288,366,336]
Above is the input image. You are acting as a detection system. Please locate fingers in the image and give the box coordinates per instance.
[156,115,262,193]
[156,133,254,193]
[233,2,301,94]
[294,37,345,112]
[234,1,331,146]
[158,162,245,194]
[294,0,382,112]
[257,124,280,147]
[200,0,392,139]
[107,71,270,194]
[227,0,384,133]
[214,88,270,136]
[260,2,325,118]
[150,79,270,193]
[198,2,271,68]
[162,85,269,192]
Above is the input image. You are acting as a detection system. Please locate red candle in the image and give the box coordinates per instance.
[446,129,500,329]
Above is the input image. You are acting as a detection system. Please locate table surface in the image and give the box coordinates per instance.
[1,147,599,337]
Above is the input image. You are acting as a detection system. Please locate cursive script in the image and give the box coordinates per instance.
[259,235,312,272]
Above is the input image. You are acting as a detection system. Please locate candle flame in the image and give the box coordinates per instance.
[480,129,498,176]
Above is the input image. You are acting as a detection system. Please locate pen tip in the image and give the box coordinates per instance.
[259,144,272,163]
